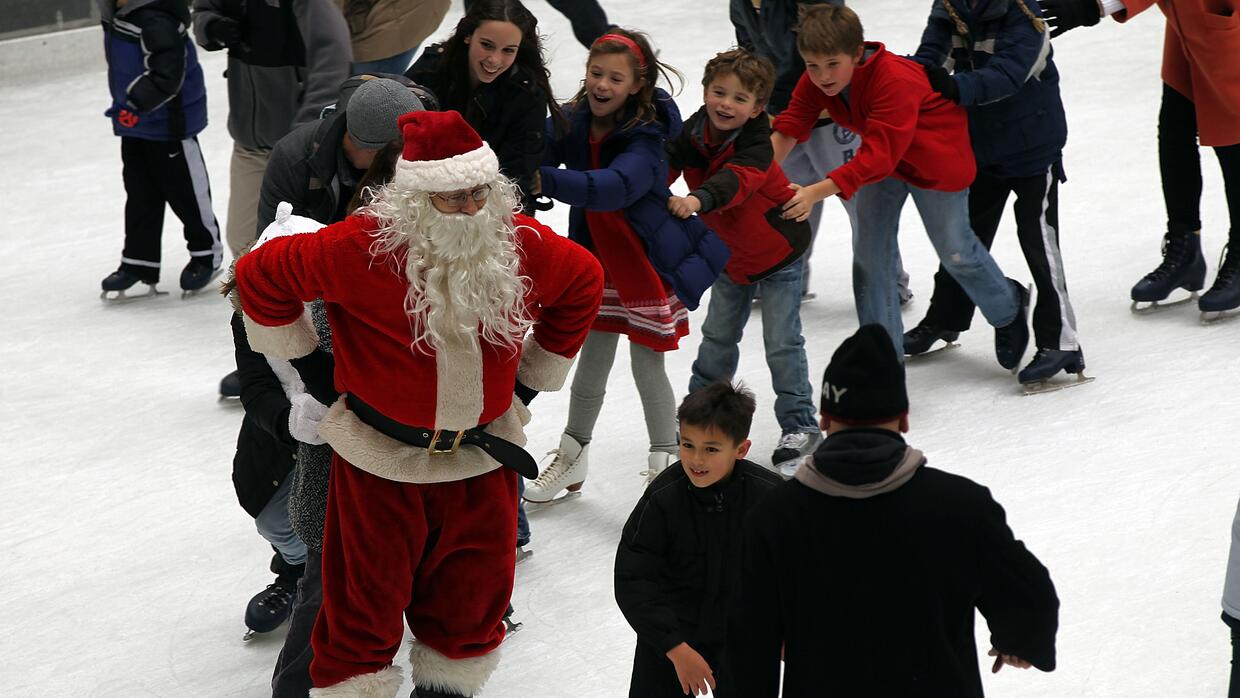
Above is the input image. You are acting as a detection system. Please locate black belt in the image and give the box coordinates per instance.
[346,394,538,479]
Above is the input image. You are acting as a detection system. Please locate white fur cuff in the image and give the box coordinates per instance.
[243,309,319,359]
[516,336,575,392]
[308,665,403,698]
[409,641,500,696]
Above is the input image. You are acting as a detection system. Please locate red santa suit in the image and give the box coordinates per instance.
[234,110,604,697]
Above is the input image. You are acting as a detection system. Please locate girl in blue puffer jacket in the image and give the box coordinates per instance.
[524,28,730,502]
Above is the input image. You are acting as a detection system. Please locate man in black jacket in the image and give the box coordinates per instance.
[728,324,1059,697]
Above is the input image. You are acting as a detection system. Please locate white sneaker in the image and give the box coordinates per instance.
[772,430,822,478]
[523,433,589,503]
[640,451,673,486]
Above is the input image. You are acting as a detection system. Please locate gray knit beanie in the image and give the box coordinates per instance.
[346,78,423,150]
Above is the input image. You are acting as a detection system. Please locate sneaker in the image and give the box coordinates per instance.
[772,430,822,477]
[523,433,589,503]
[640,451,673,485]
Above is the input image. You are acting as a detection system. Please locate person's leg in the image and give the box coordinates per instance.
[159,136,223,270]
[920,173,1010,334]
[225,143,270,258]
[406,468,517,697]
[757,259,817,434]
[351,45,421,76]
[630,343,679,456]
[688,275,755,394]
[515,477,530,547]
[1217,143,1240,236]
[909,186,1018,329]
[119,137,167,282]
[272,547,322,698]
[1011,167,1080,351]
[1160,83,1204,233]
[255,478,308,567]
[850,177,909,353]
[564,330,621,446]
[544,0,611,48]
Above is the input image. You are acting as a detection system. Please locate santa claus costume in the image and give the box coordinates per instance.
[234,110,604,697]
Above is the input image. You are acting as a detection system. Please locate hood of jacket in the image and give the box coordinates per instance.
[794,428,925,499]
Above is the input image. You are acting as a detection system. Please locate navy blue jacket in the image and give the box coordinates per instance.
[730,0,842,114]
[914,0,1066,179]
[100,0,208,141]
[539,91,729,311]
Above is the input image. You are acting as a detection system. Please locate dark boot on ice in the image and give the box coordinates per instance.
[180,256,220,295]
[1018,348,1086,384]
[993,279,1030,371]
[414,688,469,698]
[1130,227,1206,305]
[219,369,241,399]
[243,578,298,636]
[1200,242,1240,316]
[903,323,959,356]
[101,267,163,301]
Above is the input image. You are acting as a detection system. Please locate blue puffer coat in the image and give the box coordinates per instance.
[539,90,729,311]
[914,0,1067,179]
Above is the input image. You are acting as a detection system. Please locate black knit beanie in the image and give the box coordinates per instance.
[821,324,909,425]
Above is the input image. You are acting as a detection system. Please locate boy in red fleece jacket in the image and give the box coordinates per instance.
[666,49,819,473]
[771,4,1030,373]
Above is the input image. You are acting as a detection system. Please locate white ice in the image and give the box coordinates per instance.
[1,1,1235,696]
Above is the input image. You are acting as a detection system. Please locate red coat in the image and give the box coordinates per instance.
[772,42,976,198]
[667,106,810,285]
[234,213,604,484]
[1117,0,1240,146]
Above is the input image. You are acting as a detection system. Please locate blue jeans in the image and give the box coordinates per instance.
[852,178,1018,353]
[256,478,307,566]
[516,476,529,546]
[689,259,817,433]
[351,46,419,76]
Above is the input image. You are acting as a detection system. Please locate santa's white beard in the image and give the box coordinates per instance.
[363,179,531,353]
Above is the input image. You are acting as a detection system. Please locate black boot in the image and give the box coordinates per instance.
[1130,228,1206,303]
[219,369,241,399]
[413,687,469,698]
[180,256,220,293]
[993,279,1030,371]
[1017,348,1086,384]
[1200,243,1240,314]
[903,323,960,356]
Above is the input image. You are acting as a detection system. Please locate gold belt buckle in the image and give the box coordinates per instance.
[427,429,464,456]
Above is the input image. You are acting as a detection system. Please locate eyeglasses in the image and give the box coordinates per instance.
[431,184,491,209]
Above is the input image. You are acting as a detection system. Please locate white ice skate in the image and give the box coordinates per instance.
[523,433,588,503]
[640,452,673,486]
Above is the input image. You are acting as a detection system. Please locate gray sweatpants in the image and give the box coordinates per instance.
[565,331,678,454]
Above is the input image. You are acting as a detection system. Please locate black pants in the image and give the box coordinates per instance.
[922,164,1079,350]
[272,548,322,698]
[1159,83,1240,239]
[120,136,222,282]
[629,641,726,698]
[463,0,609,48]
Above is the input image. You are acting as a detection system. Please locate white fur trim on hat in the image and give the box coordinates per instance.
[408,640,500,696]
[393,145,500,193]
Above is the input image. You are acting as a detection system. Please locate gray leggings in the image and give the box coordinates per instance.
[565,331,678,454]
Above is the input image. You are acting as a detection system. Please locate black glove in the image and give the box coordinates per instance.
[289,349,340,407]
[514,380,538,406]
[204,16,243,50]
[1040,0,1102,38]
[923,64,960,103]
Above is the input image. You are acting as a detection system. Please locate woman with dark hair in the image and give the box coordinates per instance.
[406,0,561,212]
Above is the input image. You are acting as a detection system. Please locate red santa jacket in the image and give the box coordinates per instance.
[234,212,604,483]
[773,42,976,199]
[667,105,810,285]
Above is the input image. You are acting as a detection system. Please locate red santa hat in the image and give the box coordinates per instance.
[393,110,500,194]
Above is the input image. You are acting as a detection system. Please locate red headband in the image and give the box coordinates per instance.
[593,33,647,69]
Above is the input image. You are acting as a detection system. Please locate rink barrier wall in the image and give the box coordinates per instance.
[0,25,104,86]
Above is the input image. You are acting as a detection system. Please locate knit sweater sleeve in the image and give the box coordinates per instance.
[614,488,688,654]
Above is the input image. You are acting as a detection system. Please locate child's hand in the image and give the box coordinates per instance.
[666,643,716,696]
[782,179,839,222]
[988,648,1032,673]
[667,195,701,219]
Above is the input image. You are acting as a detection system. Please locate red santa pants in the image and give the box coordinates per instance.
[310,456,518,690]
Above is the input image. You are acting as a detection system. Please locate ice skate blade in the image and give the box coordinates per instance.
[100,286,168,303]
[242,629,257,642]
[1201,310,1236,325]
[1022,373,1095,396]
[522,490,582,507]
[1130,292,1199,314]
[906,341,959,360]
[515,547,533,565]
[502,617,523,637]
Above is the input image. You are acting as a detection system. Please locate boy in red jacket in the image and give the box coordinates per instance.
[772,5,1030,372]
[667,49,819,474]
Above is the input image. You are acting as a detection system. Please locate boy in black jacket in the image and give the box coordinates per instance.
[615,382,783,697]
[728,324,1059,697]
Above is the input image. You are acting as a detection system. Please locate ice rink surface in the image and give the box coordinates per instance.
[2,1,1236,695]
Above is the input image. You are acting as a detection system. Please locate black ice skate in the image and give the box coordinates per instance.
[502,605,523,637]
[100,267,166,303]
[180,257,221,299]
[903,323,960,358]
[1200,244,1240,324]
[219,370,241,401]
[1130,229,1206,313]
[415,687,471,698]
[993,280,1031,372]
[1018,348,1094,395]
[242,579,297,641]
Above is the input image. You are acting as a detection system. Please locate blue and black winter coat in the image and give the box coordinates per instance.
[100,0,208,141]
[730,0,842,114]
[914,0,1067,179]
[539,90,730,311]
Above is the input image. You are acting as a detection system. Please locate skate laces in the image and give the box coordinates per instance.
[532,448,573,488]
[259,583,295,611]
[1147,232,1194,281]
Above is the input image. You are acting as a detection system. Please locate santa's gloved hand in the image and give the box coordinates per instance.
[204,16,243,50]
[289,348,339,406]
[923,64,960,103]
[288,392,329,445]
[514,380,538,406]
[1040,0,1102,38]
